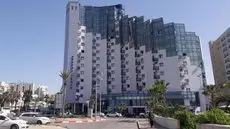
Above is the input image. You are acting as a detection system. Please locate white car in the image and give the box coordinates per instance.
[106,112,122,117]
[19,112,50,125]
[0,114,28,129]
[93,112,105,117]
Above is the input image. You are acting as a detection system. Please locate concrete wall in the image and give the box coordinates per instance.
[154,115,180,129]
[197,124,230,129]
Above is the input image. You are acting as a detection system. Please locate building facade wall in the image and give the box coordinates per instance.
[63,2,206,111]
[209,28,230,85]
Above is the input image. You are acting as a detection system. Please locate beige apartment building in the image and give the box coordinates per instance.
[209,28,230,85]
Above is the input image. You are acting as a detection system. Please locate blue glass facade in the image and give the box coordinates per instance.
[101,91,200,112]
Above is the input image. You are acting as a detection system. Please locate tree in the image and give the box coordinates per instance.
[215,95,230,109]
[89,95,96,109]
[202,85,222,108]
[23,90,32,111]
[148,80,168,115]
[0,92,10,110]
[9,91,21,110]
[117,103,126,115]
[59,71,70,116]
[33,97,42,112]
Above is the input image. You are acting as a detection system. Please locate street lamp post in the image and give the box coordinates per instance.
[95,72,103,120]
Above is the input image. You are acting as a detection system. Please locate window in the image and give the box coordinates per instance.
[76,89,79,92]
[160,71,164,76]
[81,64,84,67]
[80,86,84,89]
[81,57,84,60]
[159,62,164,67]
[112,85,115,89]
[81,36,85,40]
[96,57,100,60]
[0,116,6,120]
[183,61,187,65]
[126,47,128,50]
[184,70,188,74]
[80,71,84,75]
[159,54,163,58]
[22,114,30,117]
[96,64,100,68]
[96,37,100,40]
[127,84,130,88]
[141,50,144,54]
[96,50,100,53]
[81,43,85,46]
[80,94,83,97]
[96,43,100,47]
[81,50,84,53]
[81,79,84,82]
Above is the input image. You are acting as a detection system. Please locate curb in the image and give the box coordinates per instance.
[54,119,105,124]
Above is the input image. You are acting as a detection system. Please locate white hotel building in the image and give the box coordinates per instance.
[62,2,206,113]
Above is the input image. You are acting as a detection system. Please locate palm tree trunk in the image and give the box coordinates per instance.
[62,82,67,117]
[14,101,17,110]
[34,101,37,112]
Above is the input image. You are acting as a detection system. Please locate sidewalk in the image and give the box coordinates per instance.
[54,117,105,123]
[29,125,66,129]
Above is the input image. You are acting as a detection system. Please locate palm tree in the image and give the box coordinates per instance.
[23,90,32,111]
[202,84,222,108]
[148,80,168,115]
[149,80,168,104]
[0,92,10,111]
[9,91,21,110]
[33,97,42,112]
[44,94,49,104]
[59,71,70,116]
[117,103,126,115]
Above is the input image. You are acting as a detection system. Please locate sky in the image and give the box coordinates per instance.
[0,0,230,93]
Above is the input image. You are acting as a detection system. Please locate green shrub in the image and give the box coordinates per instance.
[196,108,230,125]
[196,114,209,123]
[174,110,196,129]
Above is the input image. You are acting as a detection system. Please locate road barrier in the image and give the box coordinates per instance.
[154,114,180,129]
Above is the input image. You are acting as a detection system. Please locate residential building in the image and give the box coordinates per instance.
[54,92,63,111]
[8,82,49,110]
[9,82,48,98]
[209,28,230,86]
[0,81,9,94]
[62,2,206,114]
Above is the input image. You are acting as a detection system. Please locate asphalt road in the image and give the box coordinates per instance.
[56,118,165,129]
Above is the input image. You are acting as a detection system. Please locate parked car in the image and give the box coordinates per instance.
[106,112,122,117]
[93,112,105,117]
[139,113,146,118]
[0,114,28,129]
[19,112,50,125]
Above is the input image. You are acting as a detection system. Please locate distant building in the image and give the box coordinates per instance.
[209,28,230,86]
[0,81,9,94]
[0,81,50,110]
[54,92,63,111]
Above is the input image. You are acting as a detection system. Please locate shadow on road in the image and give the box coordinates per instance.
[118,120,136,123]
